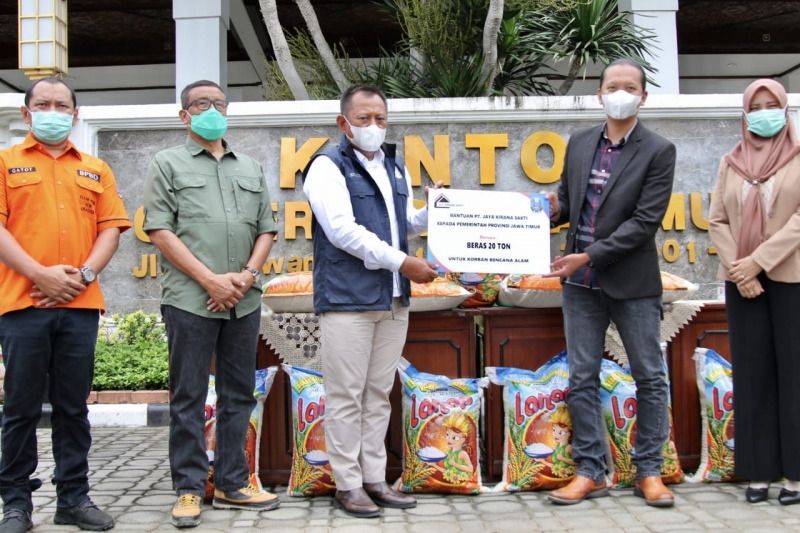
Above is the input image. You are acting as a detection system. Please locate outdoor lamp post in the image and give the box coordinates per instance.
[18,0,68,80]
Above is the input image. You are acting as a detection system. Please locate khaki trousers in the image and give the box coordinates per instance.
[320,299,409,490]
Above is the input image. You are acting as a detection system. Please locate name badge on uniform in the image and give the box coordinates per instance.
[77,169,100,181]
[8,167,36,174]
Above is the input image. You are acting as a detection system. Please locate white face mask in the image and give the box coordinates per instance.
[601,90,642,120]
[344,117,386,152]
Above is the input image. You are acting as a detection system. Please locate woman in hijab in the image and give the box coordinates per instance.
[709,78,800,505]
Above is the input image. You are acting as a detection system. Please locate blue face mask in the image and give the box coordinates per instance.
[30,110,73,144]
[746,108,787,138]
[189,108,228,141]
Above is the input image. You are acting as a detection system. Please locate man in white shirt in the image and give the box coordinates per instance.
[303,85,438,518]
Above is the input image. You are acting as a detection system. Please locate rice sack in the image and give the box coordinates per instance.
[283,364,336,496]
[486,352,576,492]
[398,360,487,494]
[689,348,734,482]
[445,272,505,308]
[660,271,699,303]
[410,277,472,312]
[203,367,277,502]
[261,272,314,313]
[599,358,684,488]
[497,274,563,308]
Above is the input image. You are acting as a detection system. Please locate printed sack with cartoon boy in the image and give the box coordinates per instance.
[283,364,336,496]
[397,359,487,494]
[487,352,576,492]
[599,358,684,488]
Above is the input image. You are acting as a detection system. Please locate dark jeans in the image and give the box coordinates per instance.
[162,305,259,495]
[726,276,800,481]
[0,307,100,513]
[562,284,668,481]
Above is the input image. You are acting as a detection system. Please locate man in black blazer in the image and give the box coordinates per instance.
[545,59,676,507]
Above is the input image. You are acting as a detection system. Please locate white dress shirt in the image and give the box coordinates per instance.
[303,147,428,296]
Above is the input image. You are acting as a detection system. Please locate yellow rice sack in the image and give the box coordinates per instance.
[487,352,576,491]
[599,358,684,488]
[688,348,734,482]
[283,364,336,496]
[203,367,277,502]
[397,360,487,494]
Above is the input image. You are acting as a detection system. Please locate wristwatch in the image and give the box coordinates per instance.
[79,265,97,285]
[243,266,259,280]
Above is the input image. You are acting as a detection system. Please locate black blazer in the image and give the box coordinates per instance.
[553,122,676,299]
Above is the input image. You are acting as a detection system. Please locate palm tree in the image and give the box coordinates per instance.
[293,0,349,92]
[370,0,557,97]
[480,0,505,91]
[258,0,656,99]
[258,0,309,99]
[524,0,658,95]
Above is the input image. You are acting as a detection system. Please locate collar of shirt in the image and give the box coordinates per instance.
[352,146,385,167]
[21,132,82,160]
[184,137,239,160]
[601,119,638,147]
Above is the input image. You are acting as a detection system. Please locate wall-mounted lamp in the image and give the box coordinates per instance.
[18,0,68,80]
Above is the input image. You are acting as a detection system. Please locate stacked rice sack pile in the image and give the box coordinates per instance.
[262,272,472,313]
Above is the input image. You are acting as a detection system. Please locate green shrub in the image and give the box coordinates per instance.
[92,311,169,391]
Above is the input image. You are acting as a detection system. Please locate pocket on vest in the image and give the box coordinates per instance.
[324,260,383,305]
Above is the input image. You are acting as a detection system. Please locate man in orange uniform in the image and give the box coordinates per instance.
[0,77,131,532]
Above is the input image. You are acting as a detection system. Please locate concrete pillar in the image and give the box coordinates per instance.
[619,0,679,94]
[172,0,230,104]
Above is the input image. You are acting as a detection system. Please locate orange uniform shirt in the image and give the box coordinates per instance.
[0,134,132,315]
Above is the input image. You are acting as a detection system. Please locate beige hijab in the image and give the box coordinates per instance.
[724,79,800,258]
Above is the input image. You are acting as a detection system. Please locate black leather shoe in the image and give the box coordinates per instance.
[745,486,769,503]
[779,488,800,506]
[54,498,114,531]
[0,509,32,533]
[363,482,417,509]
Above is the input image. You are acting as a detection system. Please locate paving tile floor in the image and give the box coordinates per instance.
[5,427,800,532]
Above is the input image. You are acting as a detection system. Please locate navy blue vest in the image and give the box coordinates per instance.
[302,135,411,313]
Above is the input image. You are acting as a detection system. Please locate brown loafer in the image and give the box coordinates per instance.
[548,475,608,505]
[363,482,417,509]
[334,488,381,518]
[634,476,675,508]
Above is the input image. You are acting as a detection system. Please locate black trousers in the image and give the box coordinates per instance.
[0,307,99,513]
[726,275,800,481]
[162,305,259,495]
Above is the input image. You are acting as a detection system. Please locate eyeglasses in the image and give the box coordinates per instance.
[186,98,228,112]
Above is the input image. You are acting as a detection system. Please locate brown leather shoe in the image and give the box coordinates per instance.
[334,488,381,518]
[548,475,608,505]
[634,476,675,508]
[363,482,417,509]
